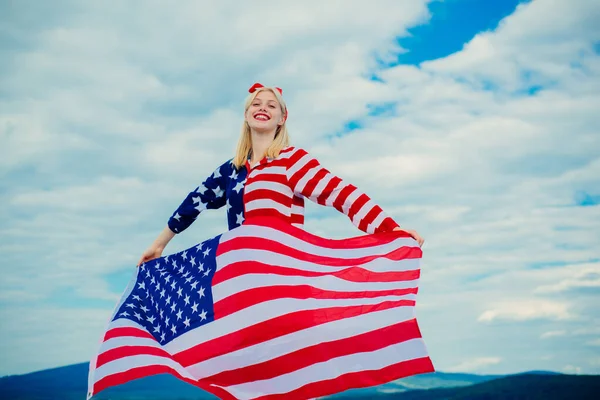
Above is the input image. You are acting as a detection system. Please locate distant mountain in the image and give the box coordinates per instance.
[0,362,597,400]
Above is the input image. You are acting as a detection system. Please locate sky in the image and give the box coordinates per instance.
[1,0,599,379]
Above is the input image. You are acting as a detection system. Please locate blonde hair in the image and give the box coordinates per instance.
[233,87,289,169]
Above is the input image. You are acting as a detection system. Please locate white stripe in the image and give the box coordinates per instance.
[188,305,416,378]
[248,165,287,177]
[213,273,418,302]
[99,335,161,355]
[322,177,344,206]
[219,225,417,260]
[245,198,290,216]
[351,198,376,228]
[341,187,361,214]
[163,296,410,355]
[226,337,429,398]
[244,180,291,196]
[287,152,312,180]
[93,354,197,383]
[294,164,321,195]
[367,210,386,234]
[309,172,334,201]
[216,248,420,275]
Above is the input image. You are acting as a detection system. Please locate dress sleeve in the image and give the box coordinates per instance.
[285,148,400,234]
[167,161,228,233]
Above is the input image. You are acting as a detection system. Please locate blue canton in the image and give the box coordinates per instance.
[168,160,249,233]
[113,235,221,344]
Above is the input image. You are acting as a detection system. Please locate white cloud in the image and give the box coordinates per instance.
[446,357,502,373]
[478,300,572,322]
[1,0,600,377]
[541,330,567,339]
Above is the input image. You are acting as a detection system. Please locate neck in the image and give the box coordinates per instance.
[250,129,276,164]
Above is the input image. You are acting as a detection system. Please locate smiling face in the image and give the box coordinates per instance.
[244,89,285,133]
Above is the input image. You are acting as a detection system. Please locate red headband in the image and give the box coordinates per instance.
[248,82,287,123]
[249,82,283,95]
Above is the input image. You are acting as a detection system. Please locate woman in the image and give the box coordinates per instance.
[138,83,423,265]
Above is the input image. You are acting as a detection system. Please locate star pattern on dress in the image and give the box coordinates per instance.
[113,236,220,344]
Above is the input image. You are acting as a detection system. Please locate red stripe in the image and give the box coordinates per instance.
[214,285,418,318]
[246,173,288,185]
[376,216,401,233]
[290,213,303,224]
[358,205,383,233]
[103,327,154,341]
[212,261,420,286]
[316,176,342,205]
[303,168,328,198]
[292,195,304,205]
[175,299,415,367]
[289,159,320,190]
[224,217,414,250]
[92,364,237,400]
[244,188,291,206]
[96,345,171,369]
[332,184,356,212]
[255,356,435,400]
[244,208,290,222]
[347,193,370,221]
[203,318,422,386]
[216,236,421,267]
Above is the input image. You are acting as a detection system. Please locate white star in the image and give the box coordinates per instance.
[165,316,170,326]
[170,281,176,290]
[226,199,232,212]
[160,332,166,342]
[147,315,156,324]
[176,309,183,320]
[213,186,224,197]
[236,212,244,225]
[191,302,199,313]
[132,295,141,301]
[195,202,206,213]
[125,303,135,309]
[137,282,145,290]
[164,275,171,283]
[140,305,149,313]
[233,181,245,193]
[185,276,193,283]
[178,266,185,274]
[192,196,201,204]
[199,309,207,321]
[198,262,204,272]
[170,303,176,312]
[159,309,164,319]
[145,270,150,278]
[202,247,210,258]
[196,184,207,194]
[183,317,191,328]
[170,324,177,334]
[153,325,161,334]
[190,281,199,290]
[160,289,166,298]
[196,243,203,252]
[150,276,156,285]
[184,295,190,305]
[119,311,130,317]
[174,213,181,221]
[229,170,238,180]
[133,312,142,320]
[190,256,196,266]
[212,168,222,179]
[140,263,146,271]
[203,268,210,277]
[182,251,187,260]
[165,295,171,305]
[177,287,183,298]
[197,286,206,298]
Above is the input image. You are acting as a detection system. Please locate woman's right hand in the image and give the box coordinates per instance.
[137,245,164,267]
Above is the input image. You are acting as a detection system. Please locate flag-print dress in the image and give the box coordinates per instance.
[87,146,433,400]
[168,146,400,235]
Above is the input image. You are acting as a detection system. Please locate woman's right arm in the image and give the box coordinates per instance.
[137,161,229,266]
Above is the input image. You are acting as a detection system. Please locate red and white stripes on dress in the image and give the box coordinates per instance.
[243,147,400,233]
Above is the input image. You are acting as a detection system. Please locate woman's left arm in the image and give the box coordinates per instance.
[286,148,401,234]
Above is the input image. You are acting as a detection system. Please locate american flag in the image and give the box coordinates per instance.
[88,217,434,399]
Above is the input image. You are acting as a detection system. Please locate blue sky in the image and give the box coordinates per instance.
[1,0,599,382]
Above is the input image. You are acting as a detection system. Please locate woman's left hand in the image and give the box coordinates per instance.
[393,227,424,247]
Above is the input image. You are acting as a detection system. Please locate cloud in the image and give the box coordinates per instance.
[478,299,572,322]
[541,330,567,339]
[446,357,502,373]
[1,0,600,377]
